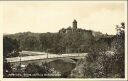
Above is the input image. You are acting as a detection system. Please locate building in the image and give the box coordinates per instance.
[73,19,77,30]
[59,19,78,33]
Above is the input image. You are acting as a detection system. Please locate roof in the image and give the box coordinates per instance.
[73,19,77,23]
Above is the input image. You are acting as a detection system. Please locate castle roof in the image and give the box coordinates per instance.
[73,19,77,23]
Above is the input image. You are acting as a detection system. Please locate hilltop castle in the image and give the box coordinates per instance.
[59,19,79,33]
[59,19,93,34]
[73,19,77,30]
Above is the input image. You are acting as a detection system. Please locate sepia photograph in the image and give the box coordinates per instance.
[0,0,127,80]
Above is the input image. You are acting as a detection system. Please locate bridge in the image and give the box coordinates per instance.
[6,51,87,63]
[6,51,87,68]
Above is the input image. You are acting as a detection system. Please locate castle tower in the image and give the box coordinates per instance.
[73,19,77,29]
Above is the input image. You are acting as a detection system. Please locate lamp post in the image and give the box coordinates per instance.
[19,52,22,77]
[46,49,49,59]
[19,52,21,68]
[47,52,48,59]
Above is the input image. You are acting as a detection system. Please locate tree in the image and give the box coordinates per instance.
[3,36,20,77]
[3,36,20,58]
[70,22,125,78]
[25,63,59,78]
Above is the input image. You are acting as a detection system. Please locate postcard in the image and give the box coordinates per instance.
[0,0,127,81]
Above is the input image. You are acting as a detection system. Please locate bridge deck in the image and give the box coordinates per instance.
[6,51,87,62]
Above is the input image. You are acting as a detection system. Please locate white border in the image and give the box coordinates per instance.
[0,1,127,81]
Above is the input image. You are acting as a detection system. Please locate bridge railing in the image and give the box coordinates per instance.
[47,53,87,59]
[7,53,87,62]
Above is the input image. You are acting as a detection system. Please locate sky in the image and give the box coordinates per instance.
[0,1,127,35]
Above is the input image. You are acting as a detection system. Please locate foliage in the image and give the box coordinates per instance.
[3,22,125,78]
[4,29,96,54]
[70,22,125,78]
[3,59,12,78]
[3,36,20,58]
[3,36,21,77]
[25,62,60,78]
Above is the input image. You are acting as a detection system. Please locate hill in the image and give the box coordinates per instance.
[4,28,114,54]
